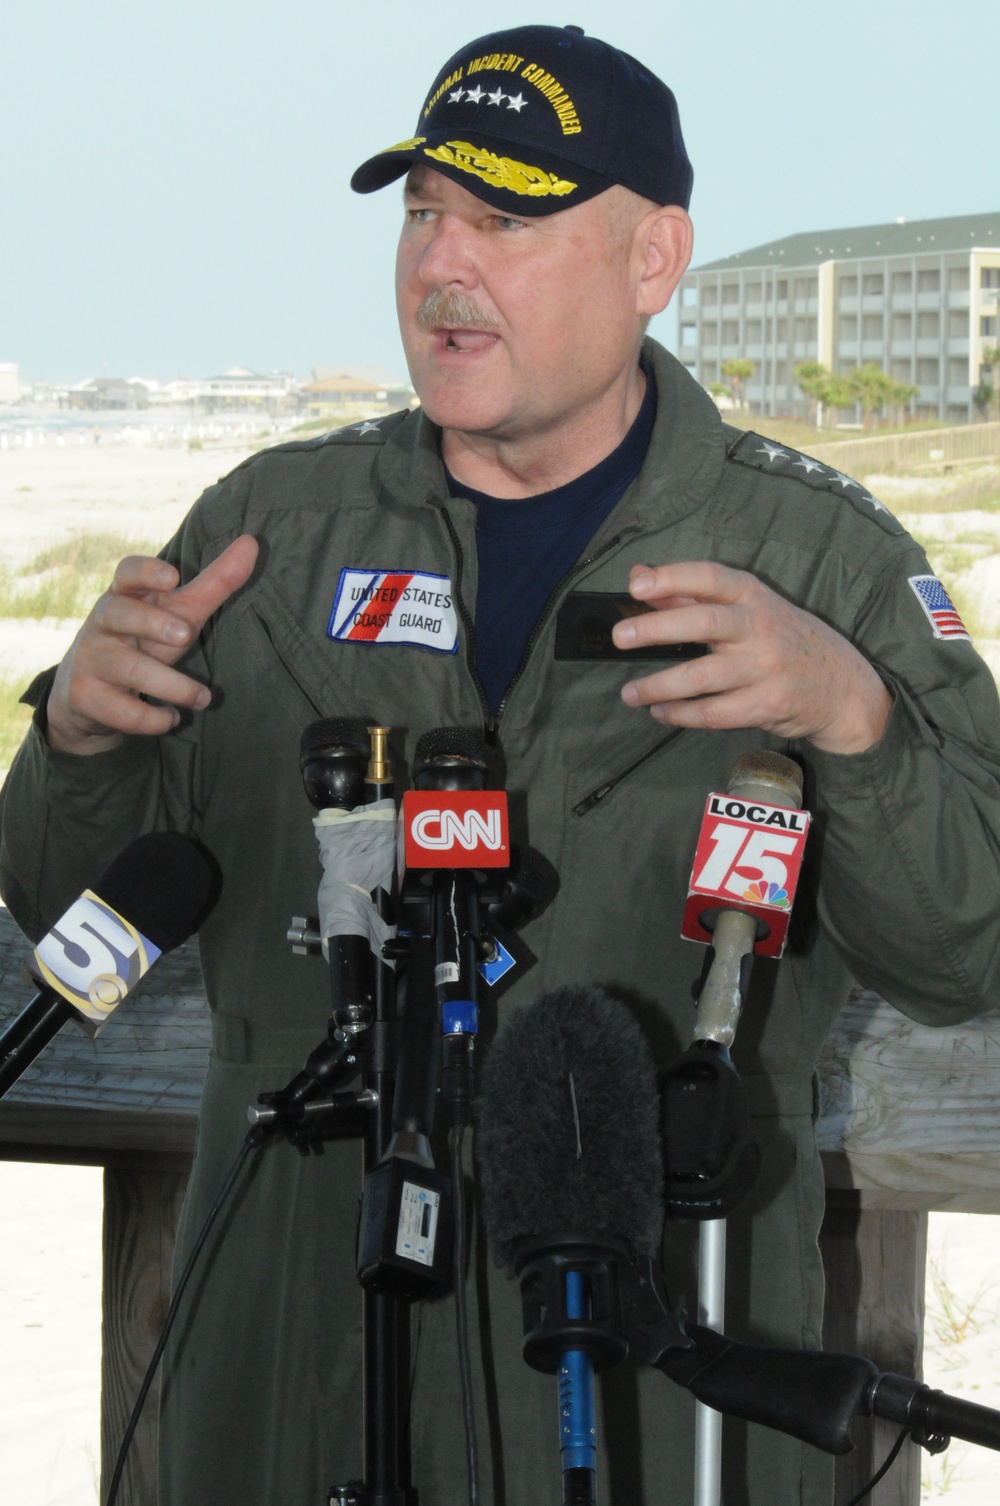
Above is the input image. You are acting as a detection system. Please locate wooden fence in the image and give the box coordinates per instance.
[2,907,999,1505]
[809,419,1000,477]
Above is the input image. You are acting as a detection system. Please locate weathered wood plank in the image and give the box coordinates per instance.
[101,1161,191,1506]
[820,1200,928,1506]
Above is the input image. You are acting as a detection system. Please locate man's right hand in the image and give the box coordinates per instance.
[46,534,260,755]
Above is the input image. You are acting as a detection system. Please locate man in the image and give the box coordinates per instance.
[2,24,999,1506]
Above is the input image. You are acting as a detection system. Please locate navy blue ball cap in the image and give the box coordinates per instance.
[351,24,692,216]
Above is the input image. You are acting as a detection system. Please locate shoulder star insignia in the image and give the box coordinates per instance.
[465,85,484,104]
[448,88,465,103]
[861,493,890,515]
[355,421,382,435]
[506,92,527,112]
[792,456,825,476]
[756,441,788,464]
[487,88,505,106]
[830,472,861,492]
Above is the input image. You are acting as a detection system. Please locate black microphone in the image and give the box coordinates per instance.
[477,985,663,1505]
[648,1322,1000,1457]
[0,832,216,1099]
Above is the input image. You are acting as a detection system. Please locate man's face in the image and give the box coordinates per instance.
[396,166,646,440]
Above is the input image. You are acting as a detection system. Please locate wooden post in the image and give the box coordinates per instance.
[820,1196,928,1506]
[100,1156,191,1506]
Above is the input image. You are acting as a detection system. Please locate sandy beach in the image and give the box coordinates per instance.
[1,437,999,1503]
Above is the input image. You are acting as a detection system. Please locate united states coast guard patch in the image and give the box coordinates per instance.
[328,568,459,654]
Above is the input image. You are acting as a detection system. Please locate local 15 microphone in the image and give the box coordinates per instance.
[477,986,663,1506]
[681,751,810,1046]
[0,832,216,1098]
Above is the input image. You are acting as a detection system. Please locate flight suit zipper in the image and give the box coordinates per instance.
[441,510,640,744]
[571,730,682,817]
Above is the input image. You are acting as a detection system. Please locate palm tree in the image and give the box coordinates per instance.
[720,358,755,414]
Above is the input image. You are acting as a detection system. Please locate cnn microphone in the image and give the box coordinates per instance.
[0,832,216,1098]
[477,986,664,1506]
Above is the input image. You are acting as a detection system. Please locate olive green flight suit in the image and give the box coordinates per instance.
[3,340,999,1506]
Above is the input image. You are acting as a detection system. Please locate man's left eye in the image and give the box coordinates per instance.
[492,215,526,232]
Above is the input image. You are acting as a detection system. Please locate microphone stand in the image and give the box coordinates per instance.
[253,723,417,1506]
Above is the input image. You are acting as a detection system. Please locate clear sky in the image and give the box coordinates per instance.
[2,0,998,385]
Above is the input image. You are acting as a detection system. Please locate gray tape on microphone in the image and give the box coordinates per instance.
[312,799,397,962]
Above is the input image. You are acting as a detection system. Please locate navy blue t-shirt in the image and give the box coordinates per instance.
[446,368,657,715]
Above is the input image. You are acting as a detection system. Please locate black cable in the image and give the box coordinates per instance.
[450,1122,481,1506]
[104,1129,265,1506]
[843,1424,911,1506]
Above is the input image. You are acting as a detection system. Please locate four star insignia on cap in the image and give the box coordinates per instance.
[728,431,902,533]
[487,88,506,106]
[448,88,464,102]
[465,85,485,103]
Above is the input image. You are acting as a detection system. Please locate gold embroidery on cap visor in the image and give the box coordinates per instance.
[378,136,428,154]
[423,140,577,198]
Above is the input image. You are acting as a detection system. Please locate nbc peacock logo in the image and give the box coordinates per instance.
[742,880,790,908]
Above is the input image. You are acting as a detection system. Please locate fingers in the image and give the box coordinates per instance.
[110,555,180,596]
[614,600,749,652]
[91,590,195,653]
[172,535,259,633]
[621,649,754,710]
[628,560,750,607]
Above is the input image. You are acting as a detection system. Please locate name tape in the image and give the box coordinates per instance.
[31,891,161,1028]
[401,790,510,871]
[328,568,459,654]
[681,792,811,960]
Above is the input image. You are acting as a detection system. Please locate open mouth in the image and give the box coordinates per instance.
[436,326,499,354]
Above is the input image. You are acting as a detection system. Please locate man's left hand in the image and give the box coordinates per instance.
[612,561,892,755]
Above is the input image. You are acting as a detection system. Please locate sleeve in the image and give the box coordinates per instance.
[798,538,1000,1025]
[0,466,253,941]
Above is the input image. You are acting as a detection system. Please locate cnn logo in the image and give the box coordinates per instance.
[402,791,510,869]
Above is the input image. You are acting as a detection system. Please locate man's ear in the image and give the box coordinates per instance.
[636,207,694,319]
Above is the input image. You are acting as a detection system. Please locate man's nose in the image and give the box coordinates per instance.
[416,217,479,288]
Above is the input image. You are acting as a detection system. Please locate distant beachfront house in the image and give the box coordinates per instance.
[67,377,150,410]
[149,367,297,414]
[300,369,416,420]
[0,364,20,404]
[677,210,1000,422]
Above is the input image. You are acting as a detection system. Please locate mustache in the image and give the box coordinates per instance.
[417,288,500,330]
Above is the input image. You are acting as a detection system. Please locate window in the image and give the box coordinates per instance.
[862,274,884,296]
[838,276,858,298]
[746,319,763,343]
[980,268,1000,289]
[765,282,774,301]
[702,321,718,345]
[891,359,911,381]
[776,360,788,383]
[776,279,788,300]
[892,312,912,340]
[981,316,997,338]
[701,361,718,382]
[681,323,698,347]
[681,285,698,307]
[763,360,772,383]
[891,271,912,295]
[862,314,883,340]
[947,310,968,339]
[793,276,817,299]
[794,317,808,342]
[948,267,970,293]
[948,358,968,387]
[917,357,940,385]
[777,318,789,342]
[839,315,858,341]
[917,311,940,338]
[745,281,762,303]
[703,285,718,306]
[722,284,739,304]
[917,269,940,293]
[838,359,856,376]
[721,320,739,344]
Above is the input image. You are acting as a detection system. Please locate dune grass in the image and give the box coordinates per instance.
[0,674,34,770]
[0,532,160,621]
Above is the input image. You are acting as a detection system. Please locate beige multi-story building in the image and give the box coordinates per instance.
[677,211,1000,421]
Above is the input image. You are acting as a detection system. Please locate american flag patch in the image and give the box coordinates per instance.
[907,575,971,641]
[327,567,458,654]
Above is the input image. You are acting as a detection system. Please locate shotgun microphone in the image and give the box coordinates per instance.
[0,832,216,1098]
[477,986,663,1506]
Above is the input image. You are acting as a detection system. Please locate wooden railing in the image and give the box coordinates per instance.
[808,419,1000,476]
[3,906,998,1506]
